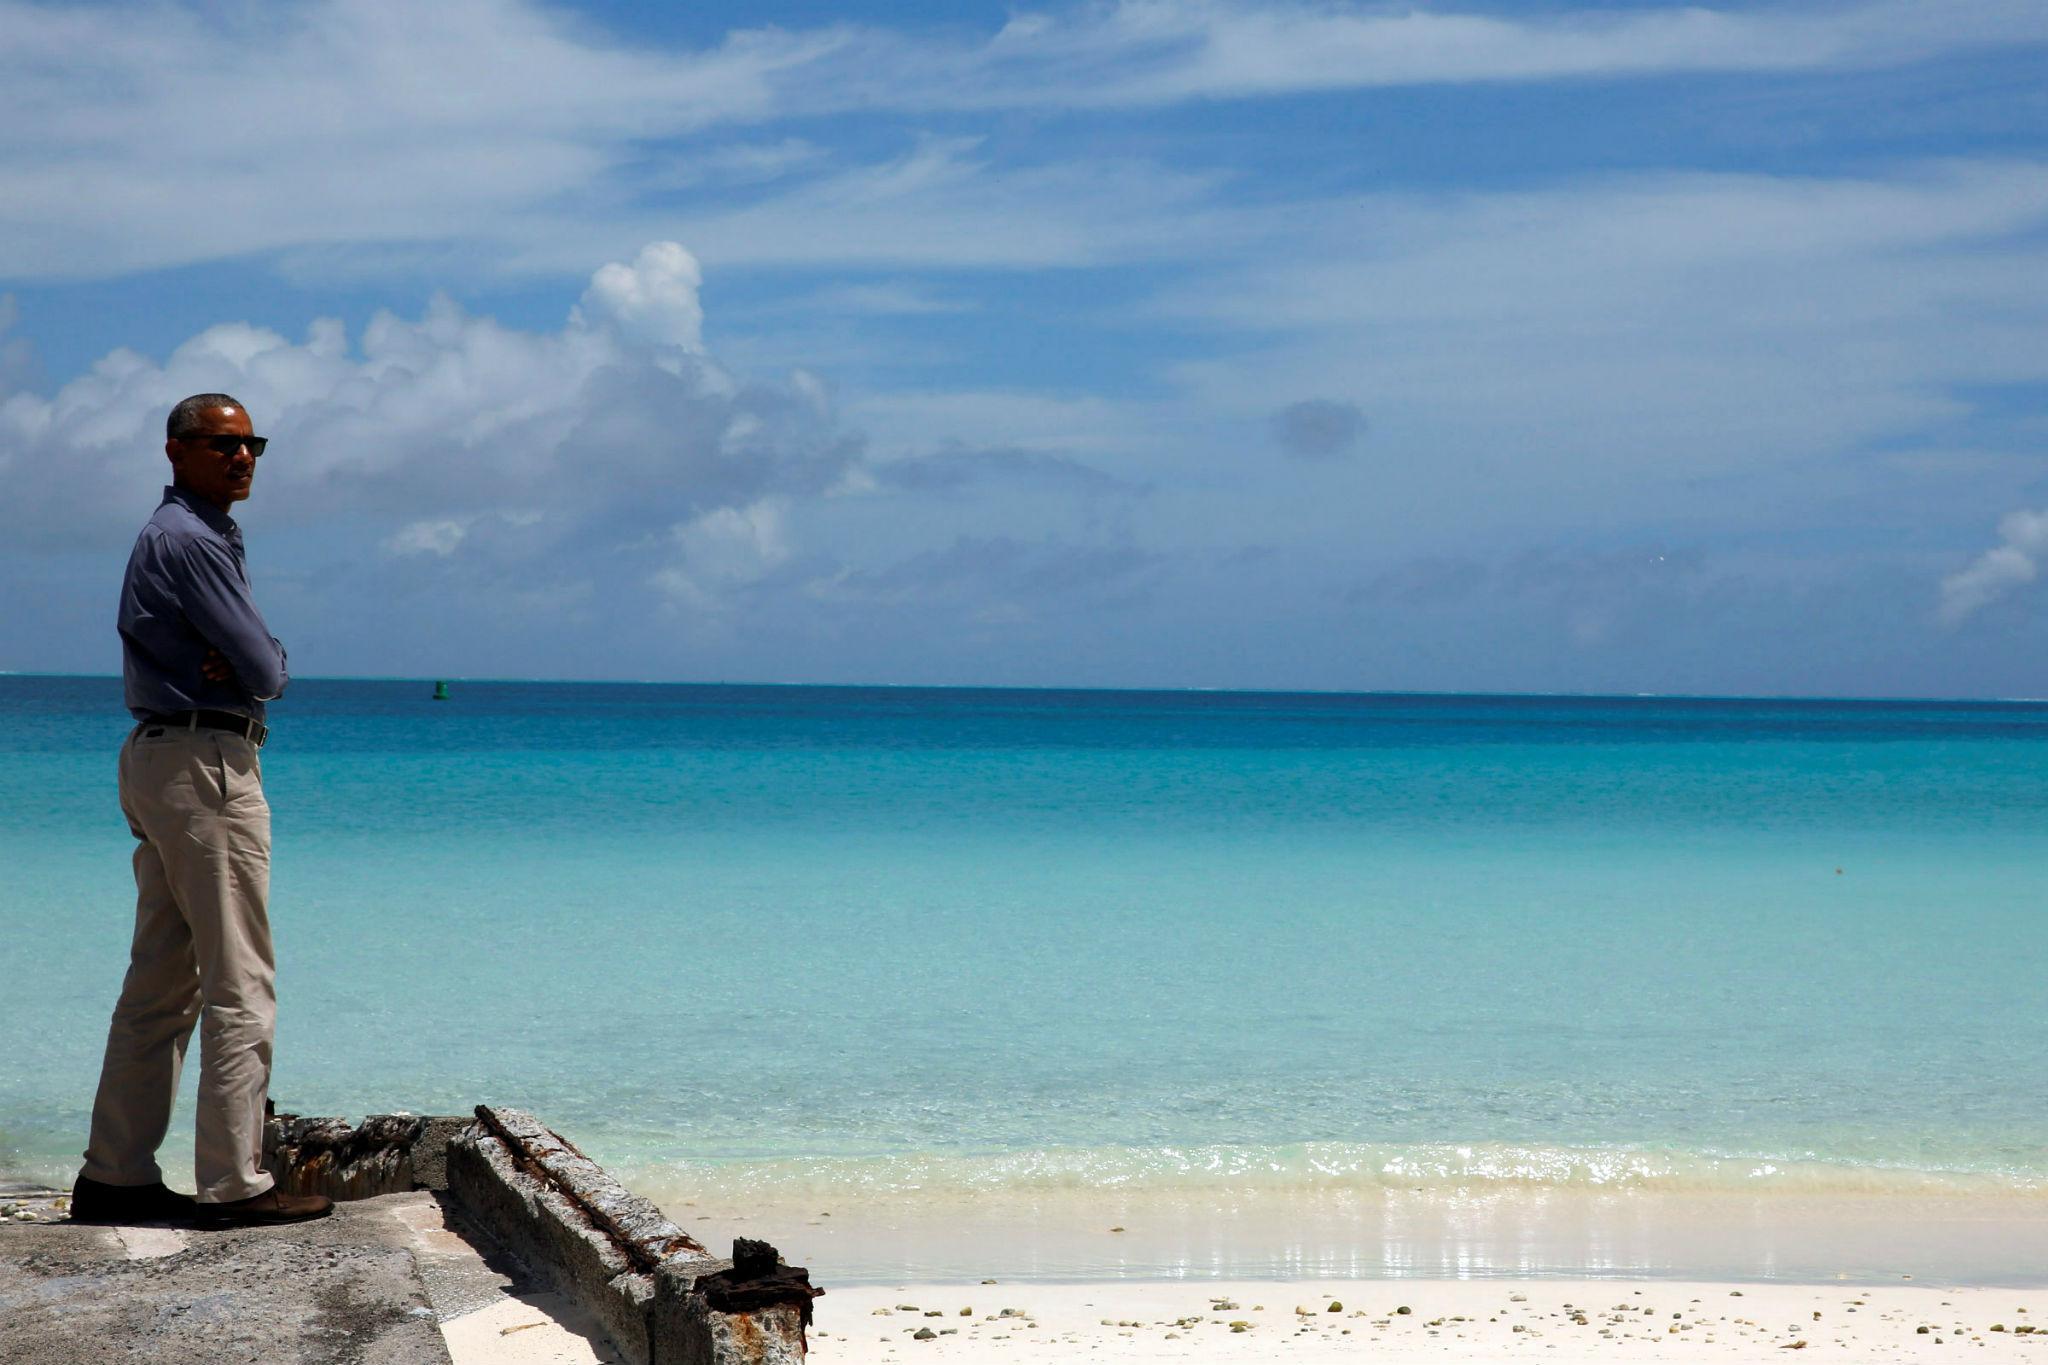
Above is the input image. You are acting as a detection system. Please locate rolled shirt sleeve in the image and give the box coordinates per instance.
[175,535,290,701]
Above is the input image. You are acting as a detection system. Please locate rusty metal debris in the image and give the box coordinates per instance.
[261,1105,820,1365]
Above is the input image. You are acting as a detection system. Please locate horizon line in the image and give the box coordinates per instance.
[3,671,2044,708]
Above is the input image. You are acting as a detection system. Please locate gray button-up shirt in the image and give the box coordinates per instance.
[119,484,288,723]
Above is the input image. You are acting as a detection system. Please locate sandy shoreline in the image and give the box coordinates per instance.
[662,1185,2048,1287]
[809,1278,2048,1361]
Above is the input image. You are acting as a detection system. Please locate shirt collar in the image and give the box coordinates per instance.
[162,483,240,538]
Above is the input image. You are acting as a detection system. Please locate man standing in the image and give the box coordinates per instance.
[72,394,330,1226]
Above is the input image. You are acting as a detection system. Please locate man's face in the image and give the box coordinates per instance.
[166,406,261,509]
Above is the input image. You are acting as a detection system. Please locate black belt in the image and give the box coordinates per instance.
[143,710,269,749]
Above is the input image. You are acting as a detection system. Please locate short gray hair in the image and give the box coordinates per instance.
[167,392,247,440]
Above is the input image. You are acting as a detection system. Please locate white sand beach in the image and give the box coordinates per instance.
[809,1278,2047,1362]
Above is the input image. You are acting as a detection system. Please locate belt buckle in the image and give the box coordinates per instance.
[247,717,269,749]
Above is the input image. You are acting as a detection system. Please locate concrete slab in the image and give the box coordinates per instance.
[0,1194,449,1365]
[0,1188,619,1365]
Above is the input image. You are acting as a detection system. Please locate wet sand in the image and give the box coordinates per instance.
[666,1186,2048,1287]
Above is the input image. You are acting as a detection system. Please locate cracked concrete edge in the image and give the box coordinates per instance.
[471,1107,712,1269]
[447,1121,661,1365]
[257,1108,817,1365]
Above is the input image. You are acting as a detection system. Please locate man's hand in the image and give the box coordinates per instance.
[201,647,233,684]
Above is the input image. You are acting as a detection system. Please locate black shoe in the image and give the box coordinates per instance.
[196,1187,334,1227]
[69,1175,200,1225]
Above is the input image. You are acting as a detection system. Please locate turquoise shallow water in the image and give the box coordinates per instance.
[4,677,2046,1232]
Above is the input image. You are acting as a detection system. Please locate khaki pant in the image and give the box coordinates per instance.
[83,723,277,1204]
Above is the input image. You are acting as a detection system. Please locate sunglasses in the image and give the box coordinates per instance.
[182,434,269,457]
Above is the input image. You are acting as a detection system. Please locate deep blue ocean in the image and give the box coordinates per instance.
[4,676,2045,1274]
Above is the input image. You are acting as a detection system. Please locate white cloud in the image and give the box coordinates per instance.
[652,499,792,609]
[802,283,974,316]
[930,0,2048,107]
[386,519,469,557]
[1941,509,2048,624]
[847,388,1167,462]
[0,0,834,279]
[575,241,707,352]
[0,244,854,582]
[7,0,2042,282]
[1133,157,2048,551]
[617,137,1237,271]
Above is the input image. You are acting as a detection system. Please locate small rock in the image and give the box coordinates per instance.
[1327,1301,1343,1313]
[913,1327,936,1341]
[1396,1306,1412,1315]
[959,1307,972,1316]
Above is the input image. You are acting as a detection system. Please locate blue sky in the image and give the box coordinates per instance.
[4,0,2047,694]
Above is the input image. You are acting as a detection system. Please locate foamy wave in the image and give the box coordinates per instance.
[627,1141,2048,1205]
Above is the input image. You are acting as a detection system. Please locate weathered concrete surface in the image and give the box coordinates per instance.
[6,1108,821,1365]
[0,1193,450,1365]
[0,1186,621,1365]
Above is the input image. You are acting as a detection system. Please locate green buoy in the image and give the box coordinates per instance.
[432,680,449,701]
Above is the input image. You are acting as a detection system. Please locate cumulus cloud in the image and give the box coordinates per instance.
[576,242,706,352]
[0,244,857,616]
[651,499,793,610]
[1272,399,1365,459]
[1941,509,2048,624]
